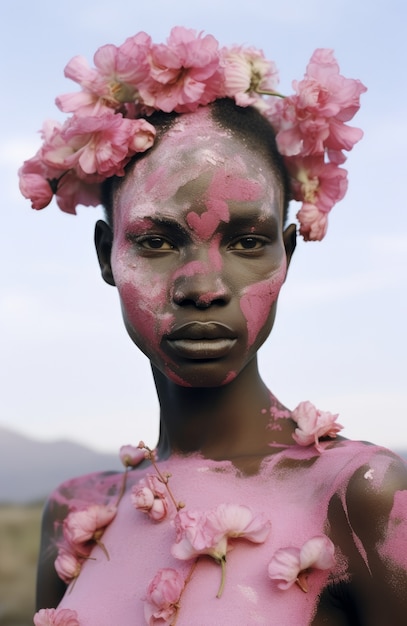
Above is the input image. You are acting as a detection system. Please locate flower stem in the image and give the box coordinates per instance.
[256,89,285,98]
[142,445,183,511]
[170,560,198,626]
[216,557,227,599]
[116,467,129,507]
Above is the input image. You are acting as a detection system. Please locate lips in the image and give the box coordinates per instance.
[165,322,237,359]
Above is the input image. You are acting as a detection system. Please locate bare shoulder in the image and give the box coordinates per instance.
[36,469,122,610]
[332,445,407,625]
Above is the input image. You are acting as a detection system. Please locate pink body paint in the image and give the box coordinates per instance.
[240,260,287,347]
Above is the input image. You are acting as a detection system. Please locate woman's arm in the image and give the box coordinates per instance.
[343,453,407,624]
[36,496,68,610]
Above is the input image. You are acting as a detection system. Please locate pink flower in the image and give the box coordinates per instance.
[63,504,117,547]
[144,568,185,626]
[171,504,270,561]
[54,170,101,215]
[18,156,54,210]
[42,111,155,179]
[288,156,348,214]
[270,49,366,160]
[222,45,279,107]
[57,32,152,115]
[268,535,335,592]
[131,474,170,522]
[296,204,328,242]
[172,504,270,598]
[33,608,80,626]
[291,401,343,451]
[139,26,222,112]
[54,549,81,584]
[119,444,145,468]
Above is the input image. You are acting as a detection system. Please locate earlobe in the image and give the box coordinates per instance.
[95,220,116,286]
[283,223,297,270]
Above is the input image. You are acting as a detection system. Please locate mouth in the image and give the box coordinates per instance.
[165,322,237,359]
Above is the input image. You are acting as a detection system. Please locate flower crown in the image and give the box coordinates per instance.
[18,26,366,241]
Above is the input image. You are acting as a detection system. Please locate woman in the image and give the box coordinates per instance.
[20,27,407,625]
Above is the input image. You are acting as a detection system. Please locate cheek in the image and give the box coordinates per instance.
[112,251,174,349]
[239,259,287,348]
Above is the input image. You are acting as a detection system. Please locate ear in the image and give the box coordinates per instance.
[94,220,116,286]
[282,223,296,271]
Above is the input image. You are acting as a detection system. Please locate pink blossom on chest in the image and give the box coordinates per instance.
[171,503,270,561]
[131,474,172,522]
[33,608,80,626]
[291,400,343,452]
[144,568,185,626]
[268,535,336,592]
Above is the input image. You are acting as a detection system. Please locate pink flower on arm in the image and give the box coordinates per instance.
[268,535,335,592]
[54,549,82,584]
[143,568,185,626]
[63,504,117,551]
[291,401,343,452]
[33,608,80,626]
[221,45,279,107]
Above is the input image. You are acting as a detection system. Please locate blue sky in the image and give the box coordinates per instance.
[1,0,406,454]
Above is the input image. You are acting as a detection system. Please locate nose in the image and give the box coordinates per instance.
[172,260,231,309]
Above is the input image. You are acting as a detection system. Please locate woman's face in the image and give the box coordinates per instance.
[107,108,294,387]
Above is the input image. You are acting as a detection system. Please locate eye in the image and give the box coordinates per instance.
[127,234,175,251]
[230,236,266,251]
[140,236,174,250]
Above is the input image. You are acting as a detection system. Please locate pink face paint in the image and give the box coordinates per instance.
[186,170,264,240]
[240,259,287,348]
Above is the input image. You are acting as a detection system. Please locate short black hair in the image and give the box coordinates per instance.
[101,99,290,226]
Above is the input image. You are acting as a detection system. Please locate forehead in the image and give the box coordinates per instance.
[113,108,283,225]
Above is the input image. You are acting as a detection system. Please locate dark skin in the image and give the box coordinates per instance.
[36,122,407,623]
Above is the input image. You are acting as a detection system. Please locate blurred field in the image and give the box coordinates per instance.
[0,503,43,626]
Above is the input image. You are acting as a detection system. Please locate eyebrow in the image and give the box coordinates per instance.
[127,215,190,237]
[127,211,280,236]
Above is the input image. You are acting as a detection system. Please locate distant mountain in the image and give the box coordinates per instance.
[1,426,406,504]
[0,426,122,503]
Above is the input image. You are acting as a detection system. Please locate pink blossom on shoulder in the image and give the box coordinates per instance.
[221,45,279,107]
[33,608,80,626]
[131,474,170,522]
[119,444,146,468]
[291,401,343,451]
[268,535,335,592]
[143,568,185,626]
[63,503,117,547]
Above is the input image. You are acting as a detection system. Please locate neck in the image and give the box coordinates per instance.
[152,357,294,470]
